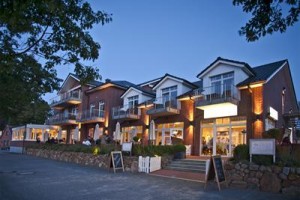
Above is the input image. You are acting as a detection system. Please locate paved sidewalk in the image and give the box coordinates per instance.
[150,169,205,183]
[0,151,293,200]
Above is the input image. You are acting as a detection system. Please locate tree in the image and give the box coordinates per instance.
[0,0,112,125]
[233,0,300,41]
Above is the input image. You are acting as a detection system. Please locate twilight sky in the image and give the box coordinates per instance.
[45,0,300,102]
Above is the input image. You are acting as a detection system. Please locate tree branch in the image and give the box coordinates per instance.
[15,26,49,55]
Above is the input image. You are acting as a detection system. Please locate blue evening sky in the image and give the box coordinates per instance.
[45,0,300,102]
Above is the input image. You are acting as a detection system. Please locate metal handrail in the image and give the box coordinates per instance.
[112,105,140,118]
[50,90,82,105]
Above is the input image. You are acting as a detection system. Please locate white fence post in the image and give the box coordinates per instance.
[138,156,161,173]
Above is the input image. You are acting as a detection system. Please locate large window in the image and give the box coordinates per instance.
[128,95,138,108]
[121,126,142,143]
[99,101,105,117]
[210,72,234,96]
[155,122,183,145]
[161,86,177,107]
[200,117,246,156]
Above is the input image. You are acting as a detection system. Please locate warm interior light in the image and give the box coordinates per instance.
[198,103,238,119]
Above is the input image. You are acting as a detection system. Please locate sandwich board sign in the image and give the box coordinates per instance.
[205,155,227,191]
[110,151,124,173]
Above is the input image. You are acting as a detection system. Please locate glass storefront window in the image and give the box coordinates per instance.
[121,126,143,143]
[201,127,213,155]
[155,122,184,145]
[216,128,229,156]
[201,117,246,156]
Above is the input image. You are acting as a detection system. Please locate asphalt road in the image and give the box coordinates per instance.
[0,151,292,200]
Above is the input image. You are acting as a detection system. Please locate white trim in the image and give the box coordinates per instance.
[153,76,183,90]
[59,74,80,93]
[139,78,161,87]
[265,61,287,84]
[197,60,253,79]
[121,87,142,99]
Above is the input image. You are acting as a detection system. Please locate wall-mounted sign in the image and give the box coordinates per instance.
[269,107,278,120]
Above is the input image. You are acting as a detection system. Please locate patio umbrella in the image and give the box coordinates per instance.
[149,120,156,140]
[131,127,137,138]
[73,126,79,141]
[114,122,121,141]
[94,124,101,140]
[57,127,62,140]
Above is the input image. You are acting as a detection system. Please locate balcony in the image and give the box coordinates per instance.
[193,84,239,119]
[77,109,105,124]
[50,90,82,109]
[194,84,239,108]
[47,113,77,125]
[146,97,180,117]
[112,105,140,120]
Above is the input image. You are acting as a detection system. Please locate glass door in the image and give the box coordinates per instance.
[216,129,229,156]
[201,127,213,155]
[163,130,171,145]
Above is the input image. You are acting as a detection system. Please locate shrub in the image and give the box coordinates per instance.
[262,128,282,143]
[233,144,249,162]
[132,144,185,157]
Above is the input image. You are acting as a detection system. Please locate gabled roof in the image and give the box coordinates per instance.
[87,79,137,93]
[58,73,102,93]
[152,73,199,90]
[197,57,256,78]
[138,77,162,87]
[237,60,287,87]
[120,85,155,99]
[176,80,203,100]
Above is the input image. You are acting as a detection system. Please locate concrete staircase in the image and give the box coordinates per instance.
[164,159,208,173]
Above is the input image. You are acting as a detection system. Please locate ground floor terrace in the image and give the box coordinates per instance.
[13,115,257,156]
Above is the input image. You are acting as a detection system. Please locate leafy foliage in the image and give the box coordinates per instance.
[0,0,112,125]
[262,128,282,143]
[233,144,249,161]
[132,144,186,157]
[233,0,300,41]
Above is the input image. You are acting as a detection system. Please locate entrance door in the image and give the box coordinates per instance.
[201,127,214,155]
[216,129,229,156]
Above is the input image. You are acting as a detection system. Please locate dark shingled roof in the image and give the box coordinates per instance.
[152,73,199,89]
[197,57,255,78]
[237,60,287,87]
[121,85,156,97]
[176,80,203,99]
[69,73,102,86]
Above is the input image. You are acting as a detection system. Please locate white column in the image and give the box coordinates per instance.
[213,123,217,156]
[229,125,232,156]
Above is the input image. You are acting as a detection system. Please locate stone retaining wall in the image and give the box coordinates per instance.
[26,148,173,172]
[224,161,300,195]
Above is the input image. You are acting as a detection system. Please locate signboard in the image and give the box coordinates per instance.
[122,142,133,156]
[110,151,124,173]
[205,155,227,191]
[249,139,276,163]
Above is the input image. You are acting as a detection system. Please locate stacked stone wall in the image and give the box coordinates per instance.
[225,161,300,195]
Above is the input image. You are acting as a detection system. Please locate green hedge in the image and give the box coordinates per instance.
[233,144,300,167]
[27,143,186,157]
[132,144,186,157]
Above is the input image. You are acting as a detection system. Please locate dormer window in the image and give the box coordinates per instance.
[162,85,177,106]
[128,95,139,108]
[210,72,234,95]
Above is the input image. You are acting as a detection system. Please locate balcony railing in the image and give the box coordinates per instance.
[47,113,77,125]
[112,105,140,120]
[50,90,82,108]
[77,109,105,123]
[146,96,180,116]
[193,84,239,107]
